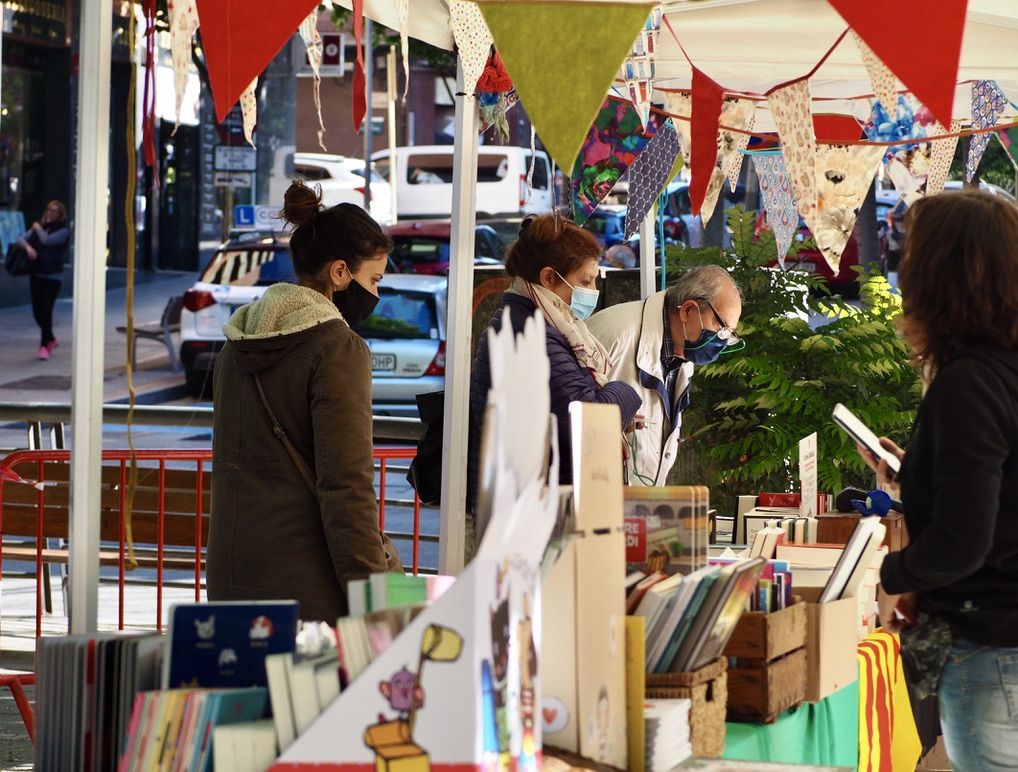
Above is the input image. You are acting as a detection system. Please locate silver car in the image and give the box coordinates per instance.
[355,274,448,417]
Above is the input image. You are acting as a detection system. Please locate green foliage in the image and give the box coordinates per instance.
[950,134,1017,195]
[668,207,921,511]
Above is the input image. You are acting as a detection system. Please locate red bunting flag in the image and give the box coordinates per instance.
[689,67,725,217]
[196,0,319,123]
[827,0,967,128]
[813,114,862,143]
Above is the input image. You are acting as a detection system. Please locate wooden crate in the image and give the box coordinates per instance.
[727,648,808,723]
[722,600,806,661]
[646,658,727,758]
[817,511,908,552]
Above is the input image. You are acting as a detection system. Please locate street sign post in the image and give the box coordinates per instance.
[214,145,257,172]
[233,204,280,231]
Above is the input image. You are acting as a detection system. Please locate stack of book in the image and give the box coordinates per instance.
[119,687,269,771]
[644,698,692,771]
[627,558,766,673]
[346,572,455,617]
[35,633,164,772]
[265,646,342,752]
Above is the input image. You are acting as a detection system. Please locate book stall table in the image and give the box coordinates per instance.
[720,631,924,771]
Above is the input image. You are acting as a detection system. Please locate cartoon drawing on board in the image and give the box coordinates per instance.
[364,624,463,772]
[489,595,512,769]
[517,594,539,772]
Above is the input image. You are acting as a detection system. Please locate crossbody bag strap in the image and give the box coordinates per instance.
[254,373,317,494]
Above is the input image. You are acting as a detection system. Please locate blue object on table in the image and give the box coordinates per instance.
[850,489,892,517]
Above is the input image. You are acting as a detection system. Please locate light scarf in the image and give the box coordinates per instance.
[507,276,613,387]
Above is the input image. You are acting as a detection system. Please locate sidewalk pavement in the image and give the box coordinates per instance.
[0,273,197,405]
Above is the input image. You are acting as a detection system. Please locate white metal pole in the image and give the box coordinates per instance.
[68,0,113,634]
[438,60,478,575]
[362,17,374,211]
[386,45,398,225]
[639,203,657,300]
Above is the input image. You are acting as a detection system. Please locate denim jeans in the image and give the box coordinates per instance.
[939,638,1018,771]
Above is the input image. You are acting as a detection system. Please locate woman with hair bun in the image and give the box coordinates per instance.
[209,181,395,621]
[466,214,642,521]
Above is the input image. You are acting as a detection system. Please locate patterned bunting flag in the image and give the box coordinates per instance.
[624,120,682,239]
[619,8,662,131]
[450,0,494,97]
[966,81,1008,182]
[854,32,898,114]
[926,120,962,196]
[571,96,661,225]
[727,109,755,192]
[169,0,199,133]
[299,9,327,151]
[752,154,798,267]
[396,0,410,99]
[886,144,932,205]
[768,79,817,225]
[813,143,885,272]
[664,91,692,167]
[240,79,258,146]
[700,98,755,226]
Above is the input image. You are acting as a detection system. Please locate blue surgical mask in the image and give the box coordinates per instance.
[555,271,600,321]
[683,328,727,365]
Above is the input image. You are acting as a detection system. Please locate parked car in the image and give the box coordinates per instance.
[386,220,506,275]
[371,145,554,218]
[356,274,448,417]
[267,152,393,224]
[942,179,1017,203]
[179,231,296,396]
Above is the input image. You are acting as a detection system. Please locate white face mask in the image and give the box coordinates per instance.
[555,271,600,321]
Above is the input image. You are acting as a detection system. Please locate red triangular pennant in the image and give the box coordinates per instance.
[827,0,967,128]
[352,0,367,130]
[813,114,862,143]
[689,67,725,217]
[196,0,319,123]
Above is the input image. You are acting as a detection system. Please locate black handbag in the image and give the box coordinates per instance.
[4,242,32,276]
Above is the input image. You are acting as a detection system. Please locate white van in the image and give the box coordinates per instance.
[371,145,554,219]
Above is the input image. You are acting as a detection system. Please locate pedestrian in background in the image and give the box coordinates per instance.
[16,200,69,360]
[208,180,396,622]
[861,190,1018,771]
[467,214,641,539]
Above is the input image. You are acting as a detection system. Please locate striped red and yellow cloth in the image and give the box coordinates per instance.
[857,631,923,772]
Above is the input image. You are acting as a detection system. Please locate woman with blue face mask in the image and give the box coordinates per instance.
[466,214,642,520]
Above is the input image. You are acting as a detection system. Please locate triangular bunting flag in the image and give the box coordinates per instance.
[570,96,661,225]
[966,80,1008,182]
[240,79,258,146]
[768,79,817,224]
[752,154,798,268]
[664,91,692,166]
[619,8,662,131]
[813,114,863,143]
[169,0,199,132]
[701,98,755,226]
[479,1,655,171]
[853,32,897,113]
[450,0,494,97]
[813,143,885,272]
[195,0,318,122]
[396,0,410,99]
[828,0,966,129]
[926,120,962,195]
[352,0,366,130]
[299,9,327,151]
[727,109,755,192]
[688,68,725,218]
[887,145,932,205]
[625,121,682,239]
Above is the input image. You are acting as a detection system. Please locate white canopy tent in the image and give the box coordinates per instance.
[65,0,1018,630]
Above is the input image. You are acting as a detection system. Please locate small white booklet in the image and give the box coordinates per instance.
[832,403,901,475]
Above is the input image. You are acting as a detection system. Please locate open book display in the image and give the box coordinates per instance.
[273,310,560,771]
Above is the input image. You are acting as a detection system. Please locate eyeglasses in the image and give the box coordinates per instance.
[694,297,743,350]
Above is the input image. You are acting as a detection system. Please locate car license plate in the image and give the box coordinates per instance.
[372,354,396,372]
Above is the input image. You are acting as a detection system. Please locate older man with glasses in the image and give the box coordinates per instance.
[587,264,743,486]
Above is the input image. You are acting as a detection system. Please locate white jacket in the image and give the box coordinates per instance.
[587,290,694,486]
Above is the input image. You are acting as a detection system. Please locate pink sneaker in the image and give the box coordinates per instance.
[46,338,58,351]
[37,346,50,360]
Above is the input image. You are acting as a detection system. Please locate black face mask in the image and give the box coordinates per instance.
[332,277,379,329]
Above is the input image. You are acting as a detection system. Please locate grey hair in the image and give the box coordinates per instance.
[665,265,738,309]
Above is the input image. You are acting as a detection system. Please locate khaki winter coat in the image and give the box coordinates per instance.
[208,283,388,622]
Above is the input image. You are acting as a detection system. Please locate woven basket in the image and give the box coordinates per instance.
[646,658,727,758]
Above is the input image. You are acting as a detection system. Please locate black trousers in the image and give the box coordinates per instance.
[29,276,61,347]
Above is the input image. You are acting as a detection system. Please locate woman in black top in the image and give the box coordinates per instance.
[862,191,1018,772]
[17,200,70,359]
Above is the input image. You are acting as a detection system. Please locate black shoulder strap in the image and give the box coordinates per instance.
[254,373,317,496]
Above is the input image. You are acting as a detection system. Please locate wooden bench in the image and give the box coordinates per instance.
[1,460,210,576]
[115,294,184,372]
